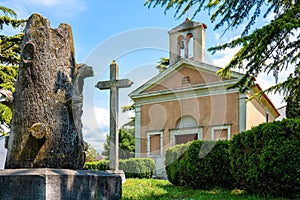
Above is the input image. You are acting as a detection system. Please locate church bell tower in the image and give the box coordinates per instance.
[169,18,207,66]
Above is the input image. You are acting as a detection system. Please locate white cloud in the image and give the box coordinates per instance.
[214,33,220,40]
[82,106,110,153]
[212,47,240,68]
[265,12,276,23]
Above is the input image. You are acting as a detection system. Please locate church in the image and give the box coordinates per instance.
[129,19,279,175]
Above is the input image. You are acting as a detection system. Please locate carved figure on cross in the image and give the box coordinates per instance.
[96,60,133,172]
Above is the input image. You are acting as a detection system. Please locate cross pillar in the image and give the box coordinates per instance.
[96,60,133,183]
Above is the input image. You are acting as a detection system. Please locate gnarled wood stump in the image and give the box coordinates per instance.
[5,14,93,169]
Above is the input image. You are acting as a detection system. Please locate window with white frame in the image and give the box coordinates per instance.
[147,131,163,157]
[211,125,231,141]
[170,127,202,146]
[169,116,202,146]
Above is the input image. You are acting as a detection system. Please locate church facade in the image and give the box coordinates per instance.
[129,19,279,175]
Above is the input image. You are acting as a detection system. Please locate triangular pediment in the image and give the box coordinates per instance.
[129,59,243,98]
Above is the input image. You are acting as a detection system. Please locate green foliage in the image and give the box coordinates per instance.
[230,119,300,198]
[0,34,23,65]
[0,6,25,137]
[0,6,25,66]
[285,69,300,118]
[102,128,135,159]
[186,140,235,189]
[85,158,155,179]
[0,6,25,30]
[0,104,11,126]
[145,0,300,100]
[215,4,300,96]
[165,142,190,186]
[121,103,135,113]
[166,140,235,189]
[121,103,135,127]
[85,159,110,171]
[85,144,100,162]
[0,65,18,91]
[119,158,156,179]
[156,57,169,73]
[286,93,300,118]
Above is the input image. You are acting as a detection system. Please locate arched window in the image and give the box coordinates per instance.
[176,115,197,128]
[186,33,194,59]
[177,35,185,60]
[170,116,202,146]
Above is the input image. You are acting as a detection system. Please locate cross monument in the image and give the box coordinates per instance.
[96,61,133,180]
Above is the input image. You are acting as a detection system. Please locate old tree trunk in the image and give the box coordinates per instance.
[5,14,93,169]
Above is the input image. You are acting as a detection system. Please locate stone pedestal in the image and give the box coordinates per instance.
[0,168,121,200]
[106,169,126,183]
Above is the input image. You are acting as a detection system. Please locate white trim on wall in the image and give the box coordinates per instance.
[135,106,141,158]
[239,94,247,132]
[211,125,231,140]
[147,130,164,157]
[131,86,239,105]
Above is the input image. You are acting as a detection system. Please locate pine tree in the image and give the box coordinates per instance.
[145,0,300,110]
[0,5,25,136]
[286,69,300,118]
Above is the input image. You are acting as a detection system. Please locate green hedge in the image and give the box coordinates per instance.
[230,119,300,198]
[84,158,155,179]
[120,158,155,179]
[85,159,110,171]
[166,140,235,189]
[186,140,235,189]
[165,142,190,186]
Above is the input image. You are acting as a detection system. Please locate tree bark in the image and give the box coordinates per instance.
[5,14,93,169]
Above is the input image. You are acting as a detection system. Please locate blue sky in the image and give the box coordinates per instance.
[0,0,288,165]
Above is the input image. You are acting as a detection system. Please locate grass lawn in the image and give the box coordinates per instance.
[123,178,285,200]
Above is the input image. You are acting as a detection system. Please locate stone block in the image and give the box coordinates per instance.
[0,168,121,200]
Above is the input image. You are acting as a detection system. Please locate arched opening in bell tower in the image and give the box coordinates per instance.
[177,35,185,61]
[186,33,194,59]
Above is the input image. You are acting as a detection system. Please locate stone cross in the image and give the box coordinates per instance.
[96,61,133,170]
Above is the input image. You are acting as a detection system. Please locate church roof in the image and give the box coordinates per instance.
[168,18,207,34]
[129,59,243,98]
[129,59,279,119]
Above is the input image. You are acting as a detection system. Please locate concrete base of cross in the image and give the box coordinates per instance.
[106,169,126,183]
[0,168,122,200]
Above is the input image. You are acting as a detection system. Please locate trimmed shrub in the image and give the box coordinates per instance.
[120,158,155,178]
[165,142,190,186]
[84,159,109,171]
[165,140,235,189]
[230,119,300,198]
[186,140,235,189]
[84,158,155,179]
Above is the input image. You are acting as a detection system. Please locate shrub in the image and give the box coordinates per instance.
[84,159,109,171]
[165,140,235,189]
[84,158,155,179]
[120,158,155,178]
[230,119,300,198]
[165,142,190,186]
[186,140,235,189]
